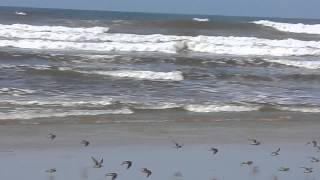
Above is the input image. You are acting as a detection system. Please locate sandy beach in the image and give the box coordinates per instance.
[0,119,319,180]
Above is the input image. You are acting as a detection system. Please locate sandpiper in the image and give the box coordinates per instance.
[141,168,152,177]
[45,168,57,173]
[300,167,313,173]
[271,148,280,156]
[106,173,118,180]
[81,140,90,147]
[209,147,218,155]
[121,161,132,169]
[241,161,253,166]
[309,157,320,163]
[172,140,183,150]
[248,139,261,145]
[91,156,103,168]
[47,133,56,141]
[278,167,290,172]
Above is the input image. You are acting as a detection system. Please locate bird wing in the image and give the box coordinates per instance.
[91,156,98,165]
[276,148,280,153]
[100,158,103,164]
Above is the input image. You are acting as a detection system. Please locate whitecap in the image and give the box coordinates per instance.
[184,104,260,112]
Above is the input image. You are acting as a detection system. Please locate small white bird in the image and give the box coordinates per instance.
[172,140,183,150]
[45,168,57,173]
[241,161,253,166]
[300,167,313,173]
[306,140,317,147]
[278,167,290,172]
[309,157,320,163]
[248,139,261,145]
[105,173,118,180]
[91,156,103,168]
[271,148,280,156]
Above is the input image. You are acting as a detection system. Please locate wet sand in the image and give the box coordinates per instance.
[0,120,320,180]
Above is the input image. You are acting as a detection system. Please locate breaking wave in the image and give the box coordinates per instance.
[1,23,320,56]
[184,104,260,112]
[253,20,320,35]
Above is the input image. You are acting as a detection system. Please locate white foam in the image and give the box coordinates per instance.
[1,99,112,107]
[0,88,35,96]
[253,20,320,35]
[184,104,260,112]
[79,70,184,81]
[265,59,320,69]
[1,23,320,56]
[278,106,320,113]
[15,11,27,16]
[135,102,181,109]
[193,18,209,22]
[0,108,133,120]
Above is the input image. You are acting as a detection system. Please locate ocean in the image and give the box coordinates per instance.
[1,6,320,123]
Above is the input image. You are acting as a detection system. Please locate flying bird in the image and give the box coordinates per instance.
[81,140,90,147]
[105,173,118,180]
[91,156,103,168]
[248,139,261,145]
[209,147,218,155]
[172,140,183,150]
[306,140,317,147]
[141,168,152,177]
[47,133,56,141]
[121,161,132,169]
[271,148,280,156]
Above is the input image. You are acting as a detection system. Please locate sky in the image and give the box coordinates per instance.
[0,0,319,19]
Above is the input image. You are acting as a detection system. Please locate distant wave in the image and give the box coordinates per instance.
[1,23,320,56]
[0,88,35,96]
[2,99,112,107]
[253,20,320,35]
[79,70,184,81]
[265,59,320,69]
[192,18,209,22]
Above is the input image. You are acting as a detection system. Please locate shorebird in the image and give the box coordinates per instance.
[309,157,320,163]
[141,168,152,177]
[91,156,103,168]
[121,161,132,169]
[271,148,280,156]
[81,140,90,147]
[105,173,118,180]
[45,168,57,173]
[47,133,56,141]
[248,139,261,145]
[241,161,253,166]
[306,140,317,147]
[172,140,183,150]
[300,167,313,173]
[278,167,290,172]
[209,147,218,155]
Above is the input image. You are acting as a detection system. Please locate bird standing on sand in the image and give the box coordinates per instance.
[271,148,280,156]
[91,156,103,168]
[141,168,152,177]
[106,173,118,180]
[45,168,57,173]
[121,161,132,169]
[209,147,218,155]
[172,140,183,150]
[309,157,320,163]
[278,167,290,172]
[241,161,253,166]
[248,139,261,145]
[81,140,90,147]
[300,167,313,173]
[47,133,56,141]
